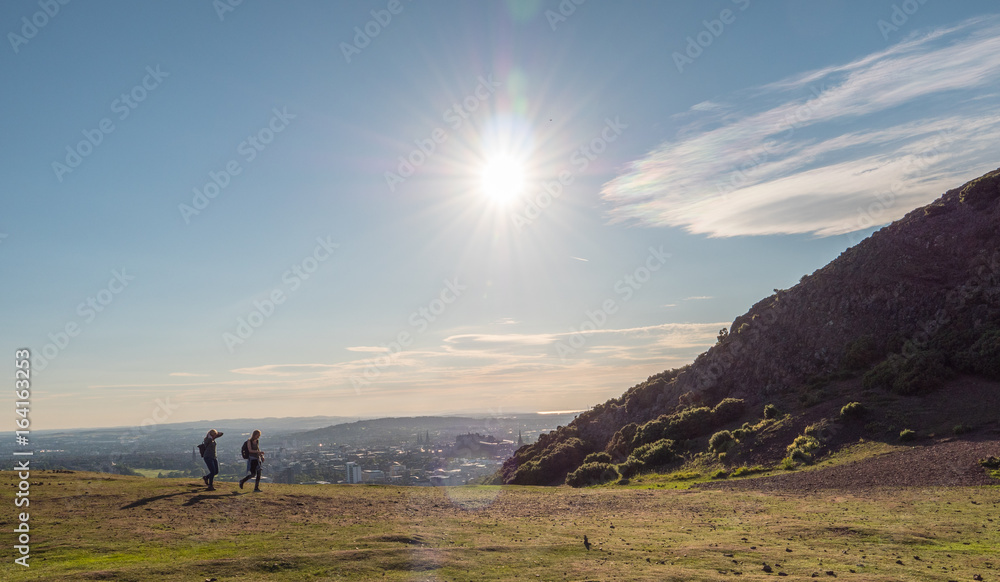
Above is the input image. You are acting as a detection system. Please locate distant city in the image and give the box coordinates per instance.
[2,413,579,486]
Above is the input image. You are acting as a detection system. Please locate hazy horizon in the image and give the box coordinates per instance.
[4,1,1000,430]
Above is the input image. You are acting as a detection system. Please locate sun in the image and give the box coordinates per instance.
[479,154,526,204]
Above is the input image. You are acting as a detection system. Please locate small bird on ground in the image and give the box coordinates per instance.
[583,535,591,551]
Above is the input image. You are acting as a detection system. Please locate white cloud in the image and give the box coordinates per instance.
[602,16,1000,237]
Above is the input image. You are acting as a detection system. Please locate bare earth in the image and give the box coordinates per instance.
[702,436,1000,492]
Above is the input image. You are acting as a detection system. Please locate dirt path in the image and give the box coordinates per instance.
[702,437,1000,492]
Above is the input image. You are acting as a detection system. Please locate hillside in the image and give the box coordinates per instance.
[500,167,1000,486]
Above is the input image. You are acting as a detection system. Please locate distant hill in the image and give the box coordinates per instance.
[500,167,1000,486]
[296,414,578,446]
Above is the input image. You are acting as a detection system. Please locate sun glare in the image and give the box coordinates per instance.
[480,154,526,204]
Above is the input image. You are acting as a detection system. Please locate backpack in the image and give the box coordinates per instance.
[197,443,207,457]
[241,439,250,459]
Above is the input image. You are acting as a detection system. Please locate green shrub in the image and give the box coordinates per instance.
[709,430,736,453]
[630,439,677,467]
[956,329,1000,380]
[607,423,639,458]
[583,451,613,464]
[711,469,729,479]
[510,437,590,485]
[979,456,1000,470]
[840,401,866,420]
[842,335,879,371]
[565,462,619,487]
[732,428,746,440]
[780,457,797,471]
[730,465,768,477]
[712,398,746,424]
[663,407,714,440]
[863,350,954,395]
[763,404,778,419]
[617,458,644,479]
[953,424,971,435]
[785,435,820,464]
[898,429,917,442]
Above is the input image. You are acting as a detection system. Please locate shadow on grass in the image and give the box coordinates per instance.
[120,484,234,509]
[183,492,240,506]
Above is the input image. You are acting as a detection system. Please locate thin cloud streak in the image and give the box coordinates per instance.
[602,16,1000,238]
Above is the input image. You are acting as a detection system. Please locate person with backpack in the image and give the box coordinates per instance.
[200,429,223,491]
[239,429,264,492]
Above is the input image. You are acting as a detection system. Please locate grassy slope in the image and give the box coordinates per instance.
[2,470,999,581]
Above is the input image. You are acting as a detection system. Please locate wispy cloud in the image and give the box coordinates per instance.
[683,296,713,301]
[169,372,209,377]
[570,256,590,262]
[88,323,725,417]
[602,16,1000,237]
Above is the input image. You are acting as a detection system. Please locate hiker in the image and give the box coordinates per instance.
[239,429,264,492]
[201,429,223,491]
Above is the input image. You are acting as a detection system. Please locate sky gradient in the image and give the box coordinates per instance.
[3,1,999,430]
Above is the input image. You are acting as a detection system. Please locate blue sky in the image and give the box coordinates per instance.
[2,1,998,429]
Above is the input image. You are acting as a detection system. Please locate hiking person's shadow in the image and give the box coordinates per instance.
[183,491,239,506]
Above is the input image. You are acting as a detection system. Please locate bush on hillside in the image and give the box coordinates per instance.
[863,350,954,395]
[841,335,879,371]
[899,429,917,442]
[785,435,820,464]
[956,329,1000,380]
[606,423,638,459]
[582,452,612,465]
[708,430,736,453]
[566,462,619,487]
[840,401,866,420]
[663,407,714,440]
[630,439,677,468]
[510,437,590,485]
[763,404,778,419]
[712,398,747,424]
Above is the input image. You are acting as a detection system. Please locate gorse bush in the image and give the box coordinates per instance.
[711,398,747,424]
[510,437,590,485]
[956,329,1000,380]
[841,335,879,371]
[863,350,954,395]
[763,404,778,419]
[785,435,820,464]
[565,462,619,488]
[840,401,866,420]
[582,452,612,465]
[899,429,917,442]
[709,430,736,453]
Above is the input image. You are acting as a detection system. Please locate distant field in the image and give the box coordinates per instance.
[2,469,999,581]
[130,469,164,479]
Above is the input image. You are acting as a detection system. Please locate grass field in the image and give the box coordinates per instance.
[2,469,999,581]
